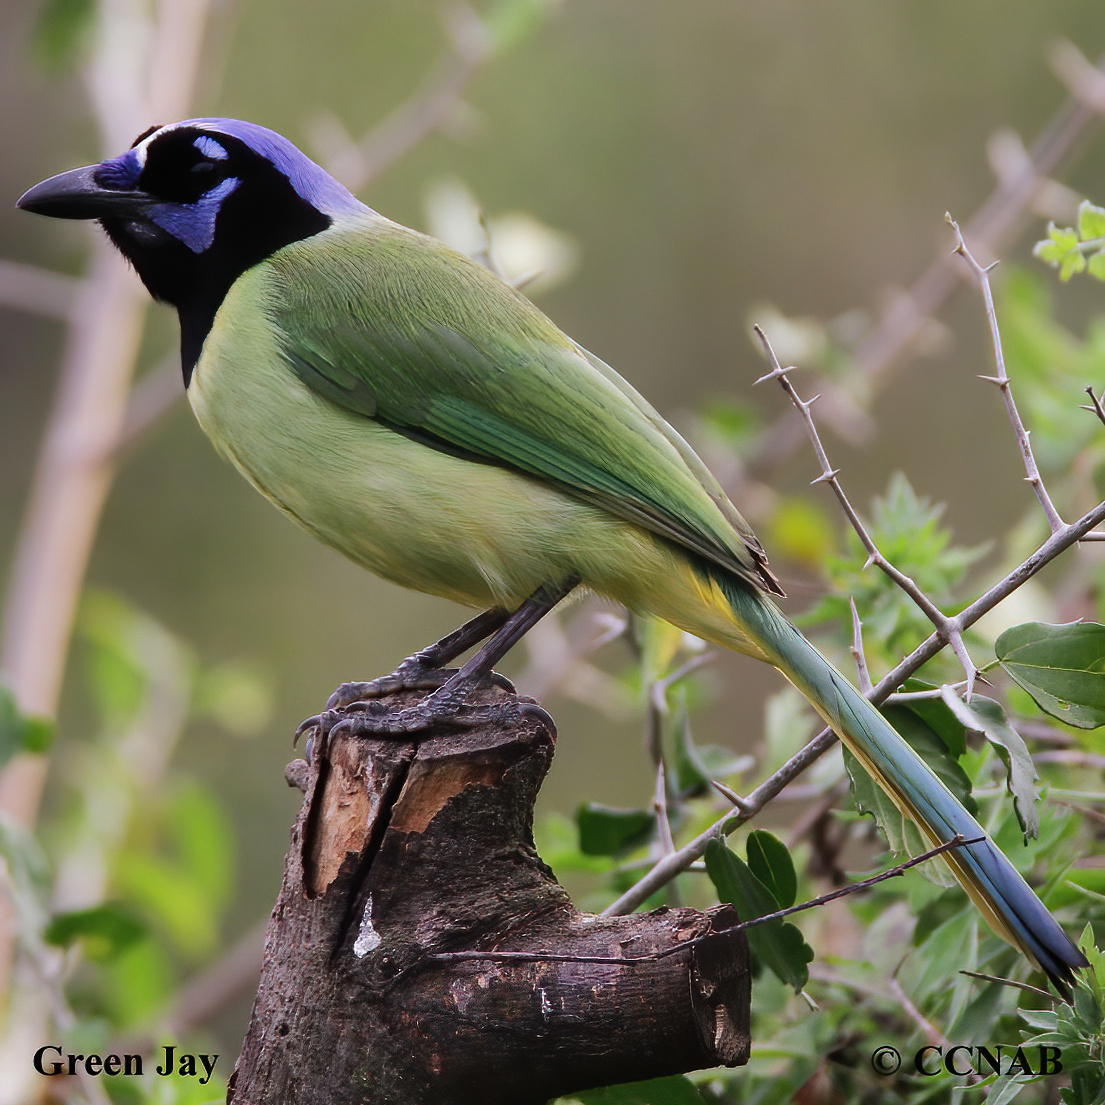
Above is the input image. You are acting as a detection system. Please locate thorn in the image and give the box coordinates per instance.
[947,630,978,701]
[811,469,841,484]
[754,368,789,386]
[711,779,751,814]
[964,670,977,702]
[983,260,1001,274]
[977,375,1006,386]
[862,553,877,571]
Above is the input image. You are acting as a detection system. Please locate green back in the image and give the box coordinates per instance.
[259,215,781,595]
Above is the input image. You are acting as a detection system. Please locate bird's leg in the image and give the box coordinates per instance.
[316,576,580,739]
[322,607,514,711]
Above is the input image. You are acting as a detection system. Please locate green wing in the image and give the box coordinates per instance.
[262,217,781,595]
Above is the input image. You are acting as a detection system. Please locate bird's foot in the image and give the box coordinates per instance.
[322,652,516,713]
[295,658,526,748]
[319,679,553,740]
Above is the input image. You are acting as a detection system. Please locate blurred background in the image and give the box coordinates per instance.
[3,0,1105,1087]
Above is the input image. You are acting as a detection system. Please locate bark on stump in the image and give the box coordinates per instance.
[229,685,750,1104]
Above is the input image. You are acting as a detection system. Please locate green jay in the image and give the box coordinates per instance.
[17,118,1086,995]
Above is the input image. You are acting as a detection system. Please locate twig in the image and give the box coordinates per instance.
[1050,41,1105,117]
[884,683,969,703]
[887,977,952,1053]
[744,51,1104,485]
[645,650,714,770]
[746,835,981,931]
[1082,386,1105,429]
[948,217,1066,534]
[0,260,81,321]
[316,3,495,192]
[0,0,215,1021]
[649,652,716,716]
[115,351,184,454]
[162,922,266,1037]
[605,492,1105,916]
[957,969,1054,1000]
[752,325,981,695]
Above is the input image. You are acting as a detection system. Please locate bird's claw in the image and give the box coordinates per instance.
[324,691,553,738]
[321,661,516,713]
[296,664,524,747]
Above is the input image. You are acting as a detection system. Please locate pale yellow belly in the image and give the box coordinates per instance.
[187,280,764,657]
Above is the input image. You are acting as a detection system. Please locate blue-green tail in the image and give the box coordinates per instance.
[719,576,1086,997]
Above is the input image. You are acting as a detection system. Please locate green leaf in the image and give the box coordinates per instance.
[996,621,1105,729]
[668,694,708,794]
[899,678,968,756]
[114,783,236,959]
[45,903,146,960]
[842,711,967,889]
[704,839,812,991]
[22,716,54,755]
[0,686,50,769]
[939,690,1039,839]
[667,692,750,795]
[698,398,761,454]
[0,686,27,771]
[1035,223,1079,263]
[1088,248,1105,282]
[1078,200,1105,242]
[576,803,654,856]
[746,830,797,909]
[843,744,925,859]
[571,1074,707,1104]
[1061,249,1087,281]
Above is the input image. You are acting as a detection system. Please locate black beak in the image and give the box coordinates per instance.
[16,164,155,220]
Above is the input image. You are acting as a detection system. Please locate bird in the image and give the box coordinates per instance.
[17,117,1086,996]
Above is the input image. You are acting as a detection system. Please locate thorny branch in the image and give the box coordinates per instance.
[608,499,1105,917]
[949,216,1065,534]
[1084,387,1105,430]
[949,216,1105,542]
[607,254,1105,914]
[752,324,982,696]
[744,43,1105,486]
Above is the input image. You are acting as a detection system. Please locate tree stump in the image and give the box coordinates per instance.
[229,684,750,1104]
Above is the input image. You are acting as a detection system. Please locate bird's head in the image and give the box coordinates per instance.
[17,118,365,375]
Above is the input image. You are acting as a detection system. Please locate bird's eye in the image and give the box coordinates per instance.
[190,160,217,176]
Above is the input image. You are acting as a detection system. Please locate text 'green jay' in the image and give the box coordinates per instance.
[17,118,1086,995]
